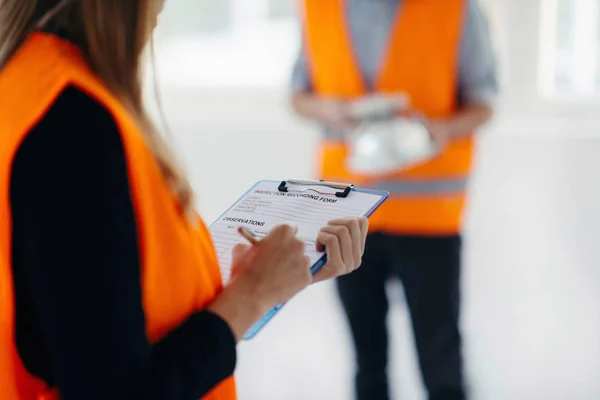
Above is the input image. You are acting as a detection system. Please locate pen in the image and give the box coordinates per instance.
[237,226,259,245]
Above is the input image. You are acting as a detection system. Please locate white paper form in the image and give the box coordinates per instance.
[210,181,386,284]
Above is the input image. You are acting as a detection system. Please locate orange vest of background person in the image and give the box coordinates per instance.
[0,33,236,400]
[303,0,472,235]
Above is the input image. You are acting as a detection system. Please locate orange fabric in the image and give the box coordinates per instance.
[303,0,471,234]
[0,33,236,400]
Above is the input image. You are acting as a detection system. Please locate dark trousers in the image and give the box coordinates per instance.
[336,233,465,400]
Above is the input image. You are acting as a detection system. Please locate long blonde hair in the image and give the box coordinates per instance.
[0,0,195,216]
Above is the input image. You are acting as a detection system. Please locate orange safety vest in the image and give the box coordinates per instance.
[303,0,473,235]
[0,33,236,400]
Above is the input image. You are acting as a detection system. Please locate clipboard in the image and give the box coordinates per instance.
[210,179,389,340]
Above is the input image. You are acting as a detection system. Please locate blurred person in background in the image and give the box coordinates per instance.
[0,1,369,399]
[291,0,498,399]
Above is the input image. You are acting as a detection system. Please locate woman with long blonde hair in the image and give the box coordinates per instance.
[0,1,368,399]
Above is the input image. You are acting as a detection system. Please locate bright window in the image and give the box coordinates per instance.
[539,0,600,98]
[154,0,299,88]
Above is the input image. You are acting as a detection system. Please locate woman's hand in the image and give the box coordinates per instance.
[313,217,369,283]
[207,218,368,340]
[232,224,312,307]
[207,224,311,340]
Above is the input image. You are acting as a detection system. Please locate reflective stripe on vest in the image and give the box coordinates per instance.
[0,33,236,400]
[303,0,471,234]
[324,176,469,197]
[372,178,469,196]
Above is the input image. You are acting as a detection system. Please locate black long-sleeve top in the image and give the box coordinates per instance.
[9,86,237,400]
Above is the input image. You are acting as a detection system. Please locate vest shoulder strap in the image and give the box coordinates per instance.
[0,33,133,156]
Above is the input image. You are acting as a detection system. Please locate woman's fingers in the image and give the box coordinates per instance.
[358,217,369,255]
[321,224,354,270]
[325,217,368,267]
[230,242,252,277]
[231,242,251,261]
[315,217,370,282]
[317,230,342,265]
[328,218,362,268]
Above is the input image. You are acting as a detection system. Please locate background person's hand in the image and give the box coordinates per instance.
[349,93,411,121]
[382,92,411,115]
[425,119,453,150]
[317,98,355,132]
[313,217,369,283]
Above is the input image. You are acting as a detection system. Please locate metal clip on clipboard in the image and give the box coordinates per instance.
[277,179,355,198]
